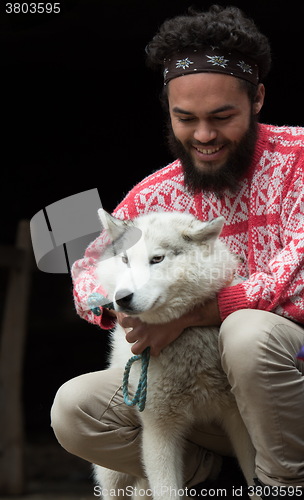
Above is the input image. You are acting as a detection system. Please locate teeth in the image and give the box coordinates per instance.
[196,146,222,155]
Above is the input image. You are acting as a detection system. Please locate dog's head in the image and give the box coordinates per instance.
[96,210,237,323]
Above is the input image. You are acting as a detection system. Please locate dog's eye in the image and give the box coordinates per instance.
[150,255,164,264]
[121,255,129,264]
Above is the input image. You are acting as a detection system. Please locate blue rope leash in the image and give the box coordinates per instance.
[122,347,150,412]
[87,292,114,316]
[87,293,151,412]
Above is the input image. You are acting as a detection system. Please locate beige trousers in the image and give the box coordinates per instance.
[51,310,304,487]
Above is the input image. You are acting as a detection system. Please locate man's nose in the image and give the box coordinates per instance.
[193,122,217,144]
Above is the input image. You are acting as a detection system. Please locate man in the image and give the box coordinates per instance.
[51,5,304,497]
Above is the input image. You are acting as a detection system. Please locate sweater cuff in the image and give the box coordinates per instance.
[98,308,117,330]
[217,283,249,321]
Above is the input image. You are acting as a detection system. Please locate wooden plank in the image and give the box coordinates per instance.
[0,246,25,269]
[0,220,32,494]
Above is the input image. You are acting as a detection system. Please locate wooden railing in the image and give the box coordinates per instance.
[0,220,33,495]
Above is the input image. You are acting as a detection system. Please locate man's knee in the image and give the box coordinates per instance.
[51,368,138,463]
[51,376,87,455]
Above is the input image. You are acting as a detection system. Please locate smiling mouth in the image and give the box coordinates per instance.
[194,145,224,155]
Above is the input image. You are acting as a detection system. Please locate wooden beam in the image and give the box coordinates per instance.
[0,221,32,494]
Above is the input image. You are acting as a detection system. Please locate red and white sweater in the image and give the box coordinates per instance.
[72,123,304,329]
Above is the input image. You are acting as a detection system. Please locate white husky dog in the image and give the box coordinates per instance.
[93,210,256,499]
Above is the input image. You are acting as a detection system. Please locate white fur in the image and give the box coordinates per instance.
[93,210,256,500]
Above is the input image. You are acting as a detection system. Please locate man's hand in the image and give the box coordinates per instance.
[115,298,221,357]
[119,315,186,357]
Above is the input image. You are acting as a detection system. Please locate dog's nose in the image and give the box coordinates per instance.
[115,289,134,308]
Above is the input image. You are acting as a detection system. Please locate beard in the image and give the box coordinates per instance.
[167,114,258,196]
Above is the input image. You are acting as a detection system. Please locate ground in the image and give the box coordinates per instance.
[0,432,248,499]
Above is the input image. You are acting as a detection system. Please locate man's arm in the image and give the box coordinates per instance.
[218,181,304,324]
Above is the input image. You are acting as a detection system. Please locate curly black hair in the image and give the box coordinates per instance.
[146,5,271,83]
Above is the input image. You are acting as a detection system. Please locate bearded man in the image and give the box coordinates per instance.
[51,5,304,497]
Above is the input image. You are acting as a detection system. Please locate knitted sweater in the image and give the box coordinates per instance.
[72,123,304,328]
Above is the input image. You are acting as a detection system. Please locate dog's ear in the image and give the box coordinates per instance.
[184,217,225,245]
[200,217,225,244]
[97,209,128,241]
[97,209,142,255]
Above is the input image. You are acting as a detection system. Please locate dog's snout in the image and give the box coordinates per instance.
[115,289,134,308]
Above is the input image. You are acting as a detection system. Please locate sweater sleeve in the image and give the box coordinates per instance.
[218,170,304,324]
[71,184,147,328]
[71,161,184,328]
[71,228,115,329]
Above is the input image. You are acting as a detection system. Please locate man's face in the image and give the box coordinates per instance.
[167,73,264,194]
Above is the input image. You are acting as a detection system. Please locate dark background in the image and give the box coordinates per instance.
[1,0,304,492]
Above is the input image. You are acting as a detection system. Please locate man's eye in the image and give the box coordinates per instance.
[214,115,232,121]
[177,117,194,122]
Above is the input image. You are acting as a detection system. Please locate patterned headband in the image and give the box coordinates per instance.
[163,47,259,86]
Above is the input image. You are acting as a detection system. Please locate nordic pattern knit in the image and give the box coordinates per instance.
[72,123,304,328]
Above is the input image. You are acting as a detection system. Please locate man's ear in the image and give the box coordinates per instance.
[253,83,265,115]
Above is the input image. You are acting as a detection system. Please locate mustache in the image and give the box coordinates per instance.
[191,140,225,147]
